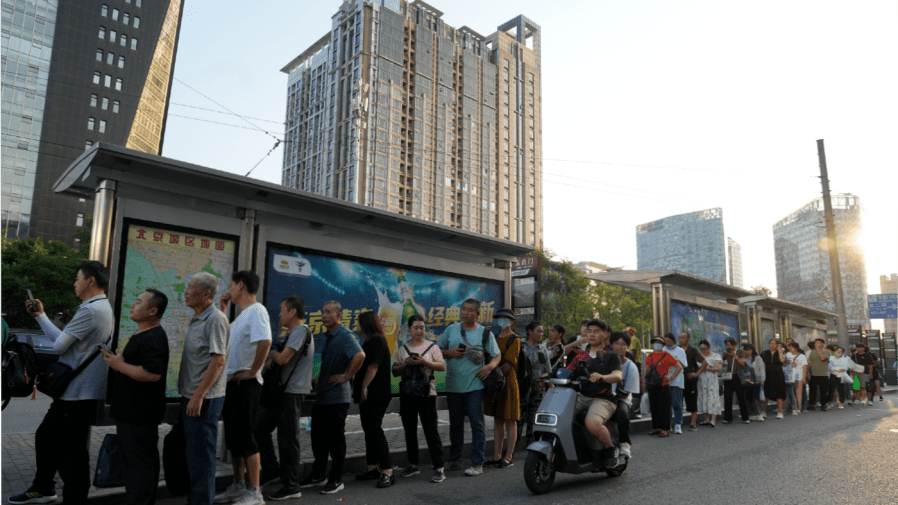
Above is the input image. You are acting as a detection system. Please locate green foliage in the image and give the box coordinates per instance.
[528,249,652,338]
[751,285,772,296]
[1,233,89,329]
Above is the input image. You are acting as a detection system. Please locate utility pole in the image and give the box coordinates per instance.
[817,139,849,348]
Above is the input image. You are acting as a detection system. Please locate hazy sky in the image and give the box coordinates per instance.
[162,0,898,329]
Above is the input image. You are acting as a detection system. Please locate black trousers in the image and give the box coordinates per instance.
[399,395,444,468]
[520,387,545,438]
[613,400,631,444]
[647,385,671,431]
[828,376,846,404]
[310,403,349,483]
[723,379,750,422]
[117,422,160,505]
[33,399,98,505]
[359,399,392,470]
[683,377,699,413]
[808,375,830,406]
[256,393,304,489]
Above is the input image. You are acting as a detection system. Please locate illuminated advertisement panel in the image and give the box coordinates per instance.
[264,244,503,394]
[670,301,738,355]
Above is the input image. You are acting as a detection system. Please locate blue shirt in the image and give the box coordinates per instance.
[315,324,363,404]
[437,323,500,393]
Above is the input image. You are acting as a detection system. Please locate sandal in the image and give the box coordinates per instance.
[699,421,711,426]
[483,459,501,467]
[648,429,661,436]
[659,430,670,437]
[497,458,514,469]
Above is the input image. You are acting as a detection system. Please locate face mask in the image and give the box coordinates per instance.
[665,345,675,351]
[496,319,511,330]
[653,343,663,352]
[836,353,843,358]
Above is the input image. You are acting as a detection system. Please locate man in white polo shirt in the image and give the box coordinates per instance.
[214,271,272,505]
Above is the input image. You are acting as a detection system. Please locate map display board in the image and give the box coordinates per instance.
[670,301,738,355]
[116,223,237,398]
[264,245,503,394]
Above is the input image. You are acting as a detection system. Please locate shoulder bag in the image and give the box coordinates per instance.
[260,325,311,409]
[737,358,756,386]
[37,336,111,399]
[479,328,506,400]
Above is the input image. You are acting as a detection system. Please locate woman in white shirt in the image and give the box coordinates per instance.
[828,346,852,409]
[786,342,807,416]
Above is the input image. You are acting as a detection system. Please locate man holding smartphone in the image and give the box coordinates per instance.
[102,289,170,505]
[13,261,114,505]
[437,298,500,477]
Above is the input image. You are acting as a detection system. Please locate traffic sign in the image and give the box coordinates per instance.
[867,293,898,319]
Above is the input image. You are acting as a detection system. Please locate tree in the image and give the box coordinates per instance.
[1,224,91,329]
[528,249,652,338]
[751,285,772,296]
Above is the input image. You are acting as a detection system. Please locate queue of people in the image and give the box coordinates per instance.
[10,260,888,504]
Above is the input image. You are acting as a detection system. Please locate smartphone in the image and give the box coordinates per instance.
[25,289,35,304]
[96,343,112,354]
[409,353,420,357]
[457,343,467,351]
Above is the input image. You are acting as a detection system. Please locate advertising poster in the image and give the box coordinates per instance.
[264,245,503,394]
[116,223,237,398]
[670,301,738,354]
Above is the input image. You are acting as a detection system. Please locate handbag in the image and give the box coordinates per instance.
[719,355,733,381]
[37,336,111,399]
[477,328,505,400]
[260,325,311,409]
[737,361,756,386]
[93,434,124,488]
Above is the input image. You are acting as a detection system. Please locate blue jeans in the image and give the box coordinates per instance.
[446,389,486,465]
[670,386,684,426]
[181,396,225,505]
[785,382,798,411]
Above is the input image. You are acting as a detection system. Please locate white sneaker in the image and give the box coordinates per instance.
[464,465,483,476]
[867,401,873,406]
[838,404,844,409]
[619,442,631,458]
[214,481,246,504]
[673,424,682,434]
[233,488,264,505]
[757,415,765,422]
[776,413,784,419]
[792,410,799,416]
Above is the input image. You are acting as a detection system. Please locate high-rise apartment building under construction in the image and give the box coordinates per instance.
[280,0,542,247]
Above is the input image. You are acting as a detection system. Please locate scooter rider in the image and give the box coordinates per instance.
[565,319,623,468]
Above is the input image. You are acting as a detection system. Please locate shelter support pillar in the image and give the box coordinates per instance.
[779,315,792,342]
[651,283,670,338]
[745,303,762,348]
[89,180,117,265]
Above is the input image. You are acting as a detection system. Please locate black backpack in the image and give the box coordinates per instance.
[515,337,533,396]
[2,336,39,398]
[644,351,666,389]
[400,342,436,399]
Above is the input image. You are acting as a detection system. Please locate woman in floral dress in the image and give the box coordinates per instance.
[696,339,722,427]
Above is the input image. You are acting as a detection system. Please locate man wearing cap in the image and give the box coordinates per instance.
[438,299,500,476]
[566,319,623,468]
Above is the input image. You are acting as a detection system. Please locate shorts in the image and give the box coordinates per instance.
[222,379,263,458]
[683,377,699,412]
[575,394,616,426]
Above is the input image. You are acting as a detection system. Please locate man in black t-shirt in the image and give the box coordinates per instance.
[102,289,170,505]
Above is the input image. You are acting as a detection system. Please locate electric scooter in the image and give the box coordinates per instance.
[523,363,628,494]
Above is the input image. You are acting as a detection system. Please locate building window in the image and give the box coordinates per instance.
[109,29,116,42]
[85,140,93,150]
[112,8,119,21]
[120,34,127,47]
[98,120,106,133]
[133,17,139,29]
[96,49,103,61]
[101,4,108,16]
[136,0,141,7]
[76,213,85,227]
[115,78,122,90]
[106,52,114,64]
[102,97,109,110]
[104,74,111,87]
[93,71,101,84]
[123,13,130,24]
[117,55,124,68]
[113,100,120,113]
[504,59,509,68]
[90,94,98,107]
[87,117,95,130]
[99,26,106,39]
[131,38,137,50]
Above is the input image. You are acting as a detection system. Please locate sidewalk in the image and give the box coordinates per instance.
[3,385,894,503]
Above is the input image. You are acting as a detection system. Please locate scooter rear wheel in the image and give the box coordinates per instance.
[524,452,556,494]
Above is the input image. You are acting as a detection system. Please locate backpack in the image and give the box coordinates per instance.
[400,342,437,399]
[644,351,667,389]
[515,337,533,396]
[2,336,39,398]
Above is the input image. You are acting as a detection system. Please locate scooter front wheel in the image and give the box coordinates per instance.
[524,451,556,494]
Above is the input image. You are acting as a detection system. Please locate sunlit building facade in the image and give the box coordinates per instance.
[773,195,870,328]
[280,0,543,247]
[727,237,744,288]
[636,207,729,284]
[1,0,184,246]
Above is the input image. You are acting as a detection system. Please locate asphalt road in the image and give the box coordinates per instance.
[149,398,897,505]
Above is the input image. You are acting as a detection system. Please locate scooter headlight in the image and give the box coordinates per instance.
[534,413,558,426]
